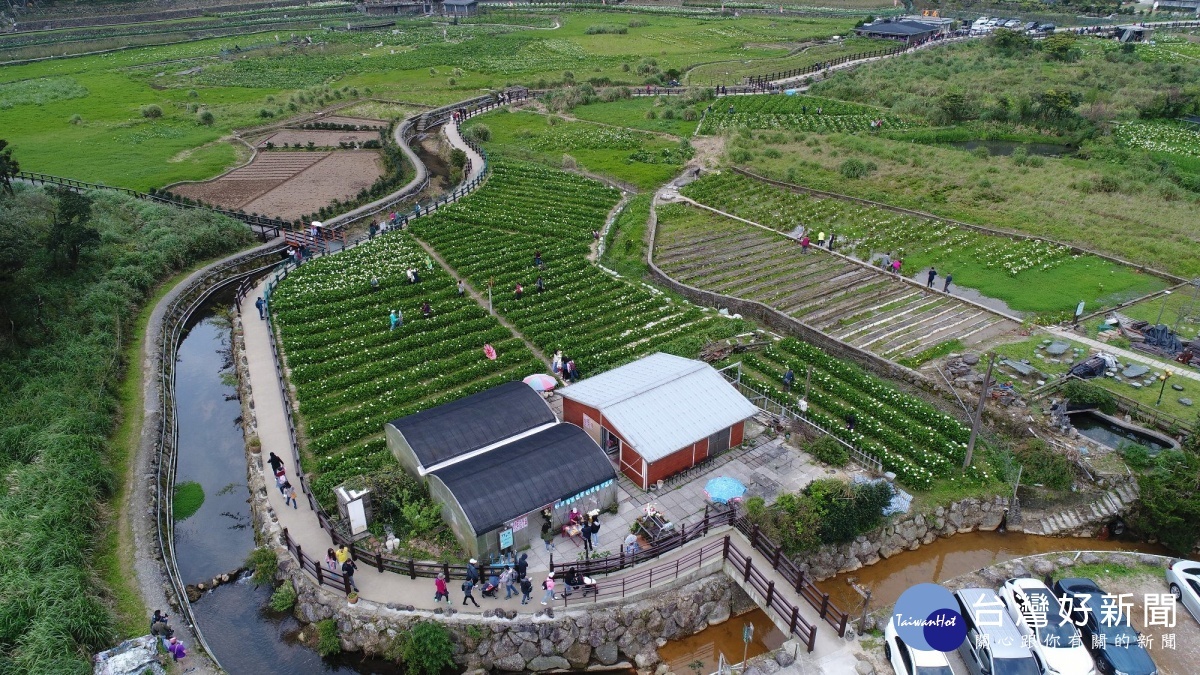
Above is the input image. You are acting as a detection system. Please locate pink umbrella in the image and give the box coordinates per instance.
[483,344,497,360]
[523,374,557,391]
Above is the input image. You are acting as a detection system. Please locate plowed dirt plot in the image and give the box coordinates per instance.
[257,129,382,148]
[171,152,328,211]
[241,151,384,220]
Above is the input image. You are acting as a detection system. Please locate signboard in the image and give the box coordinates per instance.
[743,623,754,644]
[510,516,528,533]
[499,529,514,550]
[583,415,594,430]
[348,498,368,536]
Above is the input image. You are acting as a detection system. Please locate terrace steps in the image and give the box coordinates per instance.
[1021,483,1139,537]
[653,206,1019,366]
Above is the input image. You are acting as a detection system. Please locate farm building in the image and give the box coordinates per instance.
[358,1,427,15]
[559,353,758,490]
[440,0,477,16]
[853,19,941,44]
[384,381,616,557]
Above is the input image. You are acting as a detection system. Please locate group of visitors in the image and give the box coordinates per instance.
[925,267,953,292]
[267,452,298,509]
[551,350,578,383]
[368,212,407,240]
[149,610,188,661]
[437,553,536,606]
[324,544,359,594]
[878,252,903,275]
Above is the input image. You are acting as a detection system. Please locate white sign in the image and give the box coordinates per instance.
[510,516,528,533]
[348,498,368,536]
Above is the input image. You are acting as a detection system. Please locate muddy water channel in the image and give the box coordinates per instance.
[815,530,1166,612]
[173,296,397,674]
[659,608,786,674]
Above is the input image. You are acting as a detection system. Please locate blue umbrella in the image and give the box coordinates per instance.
[705,476,747,504]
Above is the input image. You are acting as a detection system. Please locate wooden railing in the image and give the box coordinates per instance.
[744,45,906,86]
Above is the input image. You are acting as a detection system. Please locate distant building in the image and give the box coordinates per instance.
[385,381,615,557]
[560,353,757,490]
[441,0,478,16]
[854,19,942,45]
[358,0,428,16]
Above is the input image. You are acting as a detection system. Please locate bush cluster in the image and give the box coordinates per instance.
[743,478,893,555]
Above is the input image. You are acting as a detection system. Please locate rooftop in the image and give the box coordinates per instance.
[560,353,757,462]
[855,20,941,37]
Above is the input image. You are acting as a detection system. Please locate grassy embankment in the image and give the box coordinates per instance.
[0,185,253,672]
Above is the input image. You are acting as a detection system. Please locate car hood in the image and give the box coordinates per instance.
[1102,641,1157,675]
[1043,645,1095,675]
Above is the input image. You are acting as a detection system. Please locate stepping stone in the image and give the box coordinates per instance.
[1173,384,1185,391]
[1131,382,1143,389]
[1123,364,1150,378]
[1035,353,1045,360]
[1046,341,1070,356]
[1182,398,1193,407]
[1113,375,1122,382]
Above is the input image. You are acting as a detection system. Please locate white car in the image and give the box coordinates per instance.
[885,616,955,675]
[1000,578,1097,675]
[1166,559,1200,622]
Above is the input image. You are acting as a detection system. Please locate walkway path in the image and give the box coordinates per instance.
[1044,325,1200,384]
[443,119,486,185]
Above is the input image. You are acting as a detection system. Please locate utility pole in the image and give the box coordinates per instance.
[964,353,996,470]
[1155,290,1173,326]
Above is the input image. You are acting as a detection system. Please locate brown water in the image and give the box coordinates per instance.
[658,609,786,674]
[815,530,1167,613]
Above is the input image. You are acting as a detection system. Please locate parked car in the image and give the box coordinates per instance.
[955,588,1044,675]
[1165,559,1200,622]
[1024,22,1038,32]
[885,616,956,675]
[1040,24,1057,33]
[1052,578,1158,675]
[1000,578,1096,675]
[1004,19,1022,28]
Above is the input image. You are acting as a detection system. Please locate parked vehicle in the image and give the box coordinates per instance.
[1004,19,1022,28]
[1052,578,1158,675]
[955,588,1044,675]
[999,578,1096,675]
[885,616,956,675]
[1024,22,1038,32]
[1166,559,1200,622]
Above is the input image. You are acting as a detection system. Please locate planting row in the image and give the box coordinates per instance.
[410,159,748,374]
[680,172,1165,314]
[270,232,544,457]
[698,93,908,134]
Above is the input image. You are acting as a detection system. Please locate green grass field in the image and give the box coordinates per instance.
[465,109,690,189]
[570,96,703,137]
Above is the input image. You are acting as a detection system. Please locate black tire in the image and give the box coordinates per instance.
[884,642,892,661]
[1171,583,1182,603]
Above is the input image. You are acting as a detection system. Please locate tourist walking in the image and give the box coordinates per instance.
[943,273,952,293]
[421,301,432,318]
[434,573,451,604]
[541,573,556,605]
[536,276,544,293]
[369,222,378,239]
[282,480,297,509]
[880,252,891,271]
[566,359,578,382]
[515,553,528,580]
[461,578,480,607]
[326,548,338,573]
[389,310,399,332]
[800,235,810,253]
[275,473,289,496]
[425,254,433,271]
[541,519,556,551]
[255,297,265,320]
[534,250,543,268]
[926,267,937,288]
[624,532,640,556]
[267,452,285,474]
[828,232,836,250]
[817,231,826,248]
[336,544,352,566]
[589,516,600,548]
[167,637,187,662]
[552,350,563,375]
[891,259,902,275]
[457,279,465,297]
[520,577,533,604]
[783,367,795,392]
[466,558,480,586]
[341,557,359,593]
[370,276,379,292]
[514,282,523,300]
[501,566,517,599]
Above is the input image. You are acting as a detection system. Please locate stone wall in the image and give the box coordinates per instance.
[286,566,751,672]
[794,496,1011,581]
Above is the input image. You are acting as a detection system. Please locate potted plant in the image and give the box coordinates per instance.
[347,591,359,605]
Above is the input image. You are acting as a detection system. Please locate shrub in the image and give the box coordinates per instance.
[1120,443,1153,471]
[197,110,214,126]
[805,478,893,545]
[562,154,577,170]
[140,104,163,119]
[468,124,491,143]
[1132,449,1200,554]
[393,621,455,675]
[683,109,697,121]
[188,89,199,98]
[447,78,456,86]
[645,109,658,120]
[246,546,278,586]
[762,148,782,159]
[807,436,849,467]
[971,146,989,159]
[585,24,627,35]
[68,113,82,125]
[838,158,876,179]
[1062,379,1117,414]
[269,580,297,612]
[259,108,274,119]
[1013,439,1074,491]
[316,619,341,656]
[1011,147,1028,166]
[661,108,675,120]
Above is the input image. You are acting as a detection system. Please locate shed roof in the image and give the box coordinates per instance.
[559,353,757,462]
[386,381,555,470]
[442,0,477,5]
[430,424,614,535]
[855,20,939,36]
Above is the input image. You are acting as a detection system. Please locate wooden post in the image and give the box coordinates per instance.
[723,536,730,562]
[295,543,302,566]
[964,353,996,469]
[343,574,352,595]
[408,559,417,580]
[743,557,753,583]
[772,545,782,569]
[375,552,384,573]
[442,561,450,580]
[703,504,710,535]
[315,562,324,586]
[820,593,830,619]
[795,569,805,594]
[765,581,775,608]
[790,607,799,634]
[751,524,760,549]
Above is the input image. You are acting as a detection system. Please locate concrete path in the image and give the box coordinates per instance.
[1044,326,1200,384]
[444,119,486,185]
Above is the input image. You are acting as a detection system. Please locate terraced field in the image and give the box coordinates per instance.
[653,202,1017,361]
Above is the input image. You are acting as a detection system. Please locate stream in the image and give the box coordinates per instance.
[173,293,397,674]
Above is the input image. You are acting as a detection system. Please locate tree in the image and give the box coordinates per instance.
[1036,89,1081,122]
[1132,449,1200,554]
[0,139,18,196]
[938,91,971,123]
[1042,32,1078,62]
[990,28,1032,54]
[46,187,99,271]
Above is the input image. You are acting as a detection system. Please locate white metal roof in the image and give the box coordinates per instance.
[560,353,757,462]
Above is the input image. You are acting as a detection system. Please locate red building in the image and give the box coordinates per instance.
[560,353,758,489]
